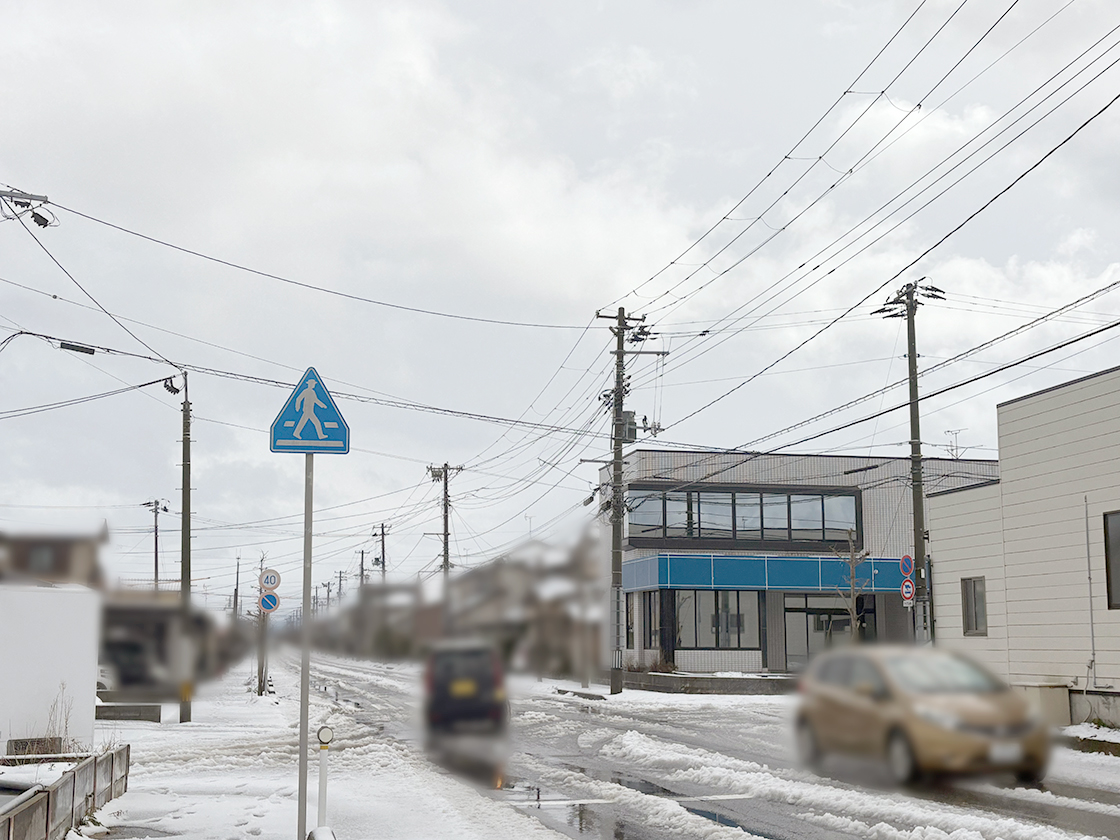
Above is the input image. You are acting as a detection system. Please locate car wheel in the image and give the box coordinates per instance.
[795,718,821,769]
[887,730,919,784]
[1015,766,1047,785]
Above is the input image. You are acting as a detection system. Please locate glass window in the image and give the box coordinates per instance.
[824,495,857,540]
[643,591,660,649]
[785,611,808,670]
[735,492,761,539]
[849,657,888,695]
[762,494,788,540]
[883,653,1004,693]
[1106,511,1120,610]
[628,491,663,537]
[699,493,733,539]
[676,591,697,649]
[625,592,635,649]
[962,577,987,636]
[790,495,823,541]
[716,590,738,648]
[695,590,717,648]
[28,546,54,574]
[665,492,695,538]
[740,591,761,648]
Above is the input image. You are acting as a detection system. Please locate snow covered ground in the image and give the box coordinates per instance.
[89,651,1120,840]
[91,656,565,840]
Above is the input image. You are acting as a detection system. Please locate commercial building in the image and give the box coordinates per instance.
[928,366,1120,726]
[615,450,997,674]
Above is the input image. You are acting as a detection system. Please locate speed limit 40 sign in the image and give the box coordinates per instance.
[259,568,281,590]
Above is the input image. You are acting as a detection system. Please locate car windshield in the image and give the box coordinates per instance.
[883,653,1005,693]
[432,649,493,682]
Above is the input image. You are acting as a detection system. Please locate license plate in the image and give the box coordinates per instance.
[450,679,477,698]
[989,741,1023,764]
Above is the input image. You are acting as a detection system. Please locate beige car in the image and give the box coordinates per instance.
[794,646,1050,784]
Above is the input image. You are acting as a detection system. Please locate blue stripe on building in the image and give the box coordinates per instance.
[622,553,911,593]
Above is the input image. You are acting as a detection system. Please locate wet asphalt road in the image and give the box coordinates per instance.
[289,654,1120,840]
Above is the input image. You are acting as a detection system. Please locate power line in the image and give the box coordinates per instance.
[44,201,595,331]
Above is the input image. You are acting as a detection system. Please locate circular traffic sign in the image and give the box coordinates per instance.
[900,578,915,601]
[259,568,281,590]
[259,591,280,613]
[899,555,914,577]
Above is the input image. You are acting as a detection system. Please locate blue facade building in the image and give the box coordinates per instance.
[610,450,998,673]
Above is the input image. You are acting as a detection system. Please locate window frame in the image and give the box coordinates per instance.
[961,576,988,636]
[626,483,862,551]
[1105,511,1120,610]
[672,589,764,651]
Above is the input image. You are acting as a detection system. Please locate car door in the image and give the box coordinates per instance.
[811,654,854,752]
[841,655,893,756]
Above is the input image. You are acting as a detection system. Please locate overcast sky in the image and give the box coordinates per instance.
[3,0,1120,617]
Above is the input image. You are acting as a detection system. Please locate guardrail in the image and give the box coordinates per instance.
[0,746,129,840]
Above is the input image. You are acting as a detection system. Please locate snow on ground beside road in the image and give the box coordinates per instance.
[1064,723,1120,744]
[91,657,568,840]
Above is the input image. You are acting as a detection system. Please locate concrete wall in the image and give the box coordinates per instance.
[0,584,100,751]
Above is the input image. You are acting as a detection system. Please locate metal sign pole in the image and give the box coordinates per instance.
[297,452,314,840]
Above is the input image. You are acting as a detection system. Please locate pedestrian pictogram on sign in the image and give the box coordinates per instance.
[270,367,350,454]
[259,592,280,613]
[259,568,281,590]
[900,555,914,577]
[901,578,915,601]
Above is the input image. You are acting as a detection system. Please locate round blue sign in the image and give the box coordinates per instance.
[260,592,280,612]
[900,555,914,577]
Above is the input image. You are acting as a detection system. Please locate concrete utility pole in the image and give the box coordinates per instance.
[142,499,168,590]
[593,307,666,694]
[873,278,944,641]
[233,556,240,619]
[359,550,365,587]
[179,372,192,723]
[337,570,345,603]
[380,523,387,584]
[322,581,333,610]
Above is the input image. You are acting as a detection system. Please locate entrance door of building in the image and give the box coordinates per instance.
[783,593,876,671]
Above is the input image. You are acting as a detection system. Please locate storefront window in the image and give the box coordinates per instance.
[695,590,717,648]
[676,590,696,648]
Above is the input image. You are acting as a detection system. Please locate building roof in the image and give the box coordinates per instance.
[997,362,1120,410]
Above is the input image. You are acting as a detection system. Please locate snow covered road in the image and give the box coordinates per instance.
[94,652,1120,840]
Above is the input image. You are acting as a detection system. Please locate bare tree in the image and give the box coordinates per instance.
[832,528,871,643]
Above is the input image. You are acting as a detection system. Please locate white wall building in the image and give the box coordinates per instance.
[929,366,1120,726]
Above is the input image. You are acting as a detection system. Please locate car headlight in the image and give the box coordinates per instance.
[914,704,963,731]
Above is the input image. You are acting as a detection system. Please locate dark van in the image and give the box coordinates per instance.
[424,640,508,735]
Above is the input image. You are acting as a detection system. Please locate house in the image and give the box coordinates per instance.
[0,528,107,588]
[612,449,998,674]
[928,366,1120,726]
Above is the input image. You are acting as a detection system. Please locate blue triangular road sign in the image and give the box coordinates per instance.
[270,367,350,454]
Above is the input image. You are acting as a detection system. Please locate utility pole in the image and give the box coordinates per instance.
[142,499,168,590]
[873,278,944,641]
[322,581,333,610]
[428,464,462,582]
[257,555,267,696]
[178,372,192,723]
[233,556,240,619]
[380,523,387,584]
[359,550,365,587]
[337,570,345,603]
[593,307,666,694]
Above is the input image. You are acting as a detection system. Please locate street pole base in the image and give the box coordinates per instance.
[610,667,623,695]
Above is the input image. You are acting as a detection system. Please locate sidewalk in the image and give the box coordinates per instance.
[91,658,564,840]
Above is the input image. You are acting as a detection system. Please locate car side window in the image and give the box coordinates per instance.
[818,656,851,686]
[849,656,889,698]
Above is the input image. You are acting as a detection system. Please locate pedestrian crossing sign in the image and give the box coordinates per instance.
[270,367,350,454]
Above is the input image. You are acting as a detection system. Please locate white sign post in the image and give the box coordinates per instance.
[270,367,349,840]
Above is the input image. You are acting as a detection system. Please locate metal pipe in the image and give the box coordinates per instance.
[1085,495,1098,687]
